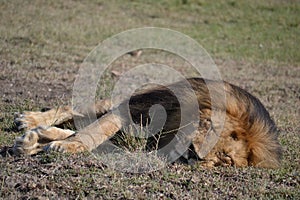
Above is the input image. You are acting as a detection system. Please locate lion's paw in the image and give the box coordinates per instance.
[217,152,233,166]
[13,129,43,155]
[45,140,87,153]
[14,111,44,131]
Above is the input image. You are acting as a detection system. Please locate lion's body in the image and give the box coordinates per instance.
[13,78,282,168]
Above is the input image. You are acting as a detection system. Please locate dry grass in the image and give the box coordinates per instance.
[0,0,299,199]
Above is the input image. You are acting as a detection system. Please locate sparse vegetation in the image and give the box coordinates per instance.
[0,0,299,199]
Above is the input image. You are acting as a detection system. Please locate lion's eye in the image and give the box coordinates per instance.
[230,132,238,141]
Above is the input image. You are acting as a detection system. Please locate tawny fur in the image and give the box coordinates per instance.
[13,78,282,168]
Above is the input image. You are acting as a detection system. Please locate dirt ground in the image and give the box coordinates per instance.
[0,56,299,199]
[0,0,299,199]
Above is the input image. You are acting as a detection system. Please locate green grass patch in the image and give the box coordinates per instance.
[0,0,299,64]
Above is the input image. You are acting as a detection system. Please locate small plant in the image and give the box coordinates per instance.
[94,124,167,173]
[111,125,150,153]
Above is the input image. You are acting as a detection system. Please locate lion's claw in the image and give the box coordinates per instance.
[14,111,43,131]
[44,141,66,153]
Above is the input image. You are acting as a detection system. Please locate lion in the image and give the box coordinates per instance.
[13,78,282,168]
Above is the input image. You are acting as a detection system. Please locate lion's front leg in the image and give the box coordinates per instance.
[13,126,75,155]
[45,112,123,153]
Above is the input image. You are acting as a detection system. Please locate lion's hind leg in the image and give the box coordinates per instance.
[13,126,75,155]
[14,106,76,131]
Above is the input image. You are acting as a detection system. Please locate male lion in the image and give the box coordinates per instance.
[13,78,282,168]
